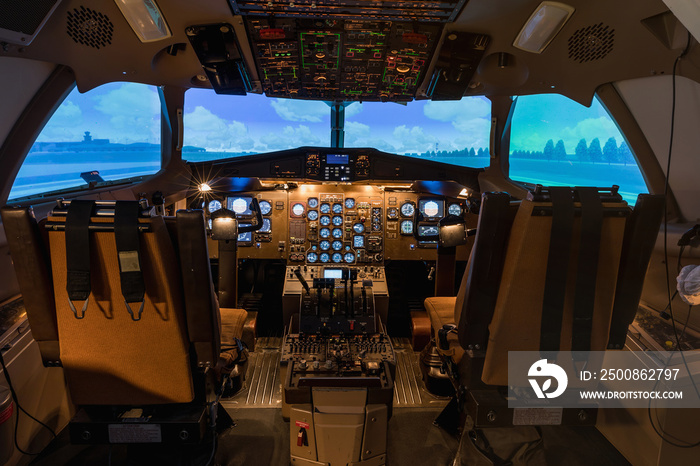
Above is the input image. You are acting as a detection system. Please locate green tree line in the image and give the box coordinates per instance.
[418,137,635,165]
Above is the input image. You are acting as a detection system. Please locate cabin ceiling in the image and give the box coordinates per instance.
[0,0,697,105]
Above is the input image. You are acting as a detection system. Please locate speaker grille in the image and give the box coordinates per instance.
[0,0,59,35]
[568,23,615,64]
[66,6,113,49]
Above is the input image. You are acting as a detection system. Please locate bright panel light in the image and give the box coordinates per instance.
[114,0,171,43]
[513,2,575,53]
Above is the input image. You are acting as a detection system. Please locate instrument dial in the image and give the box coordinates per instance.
[353,223,364,234]
[308,198,319,209]
[320,253,330,263]
[208,200,222,213]
[332,253,343,263]
[291,203,305,217]
[387,207,398,219]
[448,203,462,216]
[332,203,343,214]
[231,198,249,214]
[400,220,414,235]
[344,253,355,263]
[332,228,343,238]
[332,216,343,226]
[320,203,331,214]
[259,218,271,233]
[259,200,272,216]
[423,200,440,217]
[401,202,415,217]
[307,252,318,263]
[332,240,343,251]
[320,240,331,250]
[320,215,331,226]
[307,210,319,221]
[345,198,355,209]
[320,228,331,238]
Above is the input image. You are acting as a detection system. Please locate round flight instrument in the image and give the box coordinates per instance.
[332,253,343,263]
[423,201,439,217]
[307,252,318,263]
[387,207,398,219]
[401,202,415,217]
[320,203,331,214]
[259,200,272,216]
[448,203,462,216]
[208,200,222,213]
[332,228,343,238]
[332,216,343,226]
[231,198,249,214]
[291,203,305,217]
[332,240,343,251]
[344,198,355,209]
[308,198,319,209]
[332,203,343,214]
[307,210,319,221]
[320,253,330,263]
[353,223,364,234]
[320,240,331,250]
[401,220,414,235]
[260,218,271,233]
[320,215,331,226]
[344,252,355,263]
[320,228,331,238]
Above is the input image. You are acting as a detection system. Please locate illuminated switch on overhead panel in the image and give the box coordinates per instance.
[373,52,381,58]
[347,51,354,57]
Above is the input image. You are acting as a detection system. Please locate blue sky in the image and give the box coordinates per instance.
[36,83,625,156]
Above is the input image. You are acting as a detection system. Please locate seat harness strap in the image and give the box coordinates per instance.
[571,187,604,354]
[114,201,146,321]
[65,200,95,319]
[539,187,574,352]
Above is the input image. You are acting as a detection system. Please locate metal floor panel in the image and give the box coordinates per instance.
[392,337,451,408]
[222,337,283,408]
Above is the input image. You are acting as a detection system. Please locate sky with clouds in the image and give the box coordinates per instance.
[35,83,625,159]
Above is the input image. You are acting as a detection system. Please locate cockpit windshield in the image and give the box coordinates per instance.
[182,89,491,169]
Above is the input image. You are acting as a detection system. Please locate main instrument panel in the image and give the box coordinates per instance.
[204,184,470,264]
[195,148,478,262]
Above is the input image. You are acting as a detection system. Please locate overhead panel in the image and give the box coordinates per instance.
[228,0,470,101]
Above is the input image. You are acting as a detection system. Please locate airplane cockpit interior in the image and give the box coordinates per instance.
[1,0,700,465]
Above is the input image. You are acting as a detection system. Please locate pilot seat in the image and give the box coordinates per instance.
[1,199,256,456]
[423,186,664,462]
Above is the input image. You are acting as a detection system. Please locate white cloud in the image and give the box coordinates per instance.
[344,102,364,119]
[258,124,325,151]
[92,83,161,144]
[424,98,490,121]
[35,100,85,142]
[270,99,331,122]
[559,117,621,149]
[392,125,438,153]
[184,106,255,151]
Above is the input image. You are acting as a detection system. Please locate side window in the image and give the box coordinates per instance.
[9,82,161,200]
[509,94,647,204]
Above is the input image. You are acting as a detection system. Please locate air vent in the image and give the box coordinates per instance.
[568,23,615,64]
[66,6,113,49]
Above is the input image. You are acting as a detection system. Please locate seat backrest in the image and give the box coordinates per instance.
[1,201,223,406]
[454,192,519,350]
[481,187,653,386]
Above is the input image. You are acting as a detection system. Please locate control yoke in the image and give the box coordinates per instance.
[238,197,263,233]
